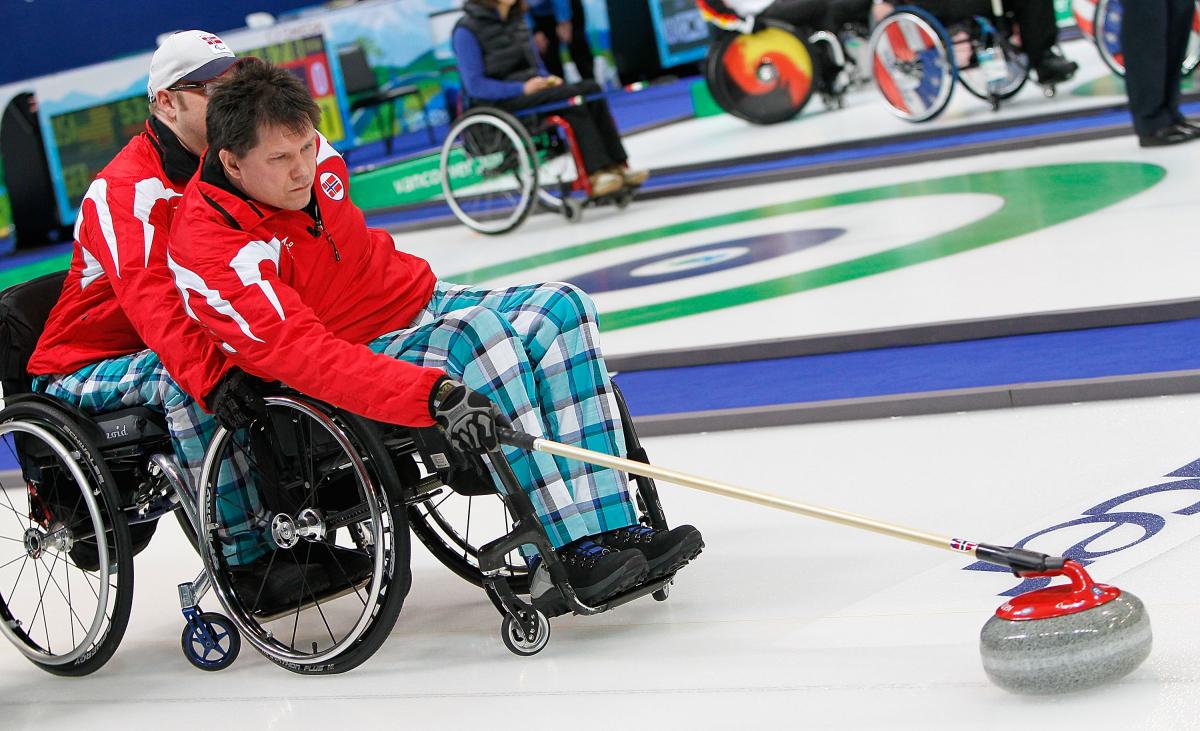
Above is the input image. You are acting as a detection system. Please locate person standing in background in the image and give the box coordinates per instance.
[530,0,595,81]
[1121,0,1199,147]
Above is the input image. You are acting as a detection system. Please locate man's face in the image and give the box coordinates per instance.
[171,88,210,152]
[221,122,317,210]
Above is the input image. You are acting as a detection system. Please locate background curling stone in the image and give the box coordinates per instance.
[979,561,1152,694]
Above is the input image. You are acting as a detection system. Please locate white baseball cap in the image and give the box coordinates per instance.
[147,30,239,99]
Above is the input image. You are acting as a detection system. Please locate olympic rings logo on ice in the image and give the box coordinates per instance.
[964,457,1200,595]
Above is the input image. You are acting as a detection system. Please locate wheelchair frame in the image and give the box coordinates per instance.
[697,0,869,124]
[438,97,639,236]
[1,352,676,673]
[869,3,1053,123]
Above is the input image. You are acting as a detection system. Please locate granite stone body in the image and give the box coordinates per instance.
[979,592,1152,694]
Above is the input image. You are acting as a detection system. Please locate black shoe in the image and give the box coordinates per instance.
[1139,123,1198,148]
[229,547,333,616]
[554,538,648,606]
[1174,117,1200,133]
[1034,55,1078,86]
[596,524,704,580]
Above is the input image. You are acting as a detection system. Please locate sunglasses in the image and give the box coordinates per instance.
[168,80,218,96]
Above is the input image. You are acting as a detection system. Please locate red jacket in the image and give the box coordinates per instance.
[166,134,443,426]
[28,120,232,407]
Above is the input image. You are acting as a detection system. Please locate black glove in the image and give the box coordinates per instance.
[205,368,268,432]
[429,377,509,454]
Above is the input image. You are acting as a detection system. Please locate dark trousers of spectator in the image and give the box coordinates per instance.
[911,0,1059,66]
[532,0,595,81]
[496,81,627,174]
[1121,0,1195,136]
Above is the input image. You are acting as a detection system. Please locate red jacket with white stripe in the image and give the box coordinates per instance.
[28,120,233,407]
[166,134,443,427]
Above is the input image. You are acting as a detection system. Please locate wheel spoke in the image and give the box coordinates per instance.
[0,485,29,533]
[6,555,29,604]
[249,549,280,614]
[317,543,366,607]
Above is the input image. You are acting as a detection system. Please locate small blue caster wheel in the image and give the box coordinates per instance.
[182,612,241,671]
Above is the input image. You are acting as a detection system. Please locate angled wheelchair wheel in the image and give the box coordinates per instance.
[440,107,539,235]
[197,395,410,675]
[1091,0,1200,77]
[870,8,956,123]
[956,19,1029,104]
[407,465,531,594]
[705,23,817,125]
[0,398,134,676]
[1094,0,1126,77]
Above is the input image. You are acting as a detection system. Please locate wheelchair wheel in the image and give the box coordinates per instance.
[0,399,134,676]
[1095,0,1200,77]
[956,19,1029,104]
[440,107,539,235]
[870,8,956,123]
[705,23,817,125]
[197,395,410,675]
[408,473,531,594]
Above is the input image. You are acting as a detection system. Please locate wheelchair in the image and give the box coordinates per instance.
[0,273,678,674]
[697,0,872,124]
[869,2,1062,122]
[439,95,639,236]
[1072,0,1200,79]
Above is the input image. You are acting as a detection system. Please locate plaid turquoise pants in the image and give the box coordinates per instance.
[33,351,268,563]
[371,280,638,549]
[34,280,637,560]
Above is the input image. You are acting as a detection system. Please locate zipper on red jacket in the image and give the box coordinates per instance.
[307,204,341,262]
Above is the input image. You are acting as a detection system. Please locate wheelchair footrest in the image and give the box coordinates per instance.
[570,575,674,617]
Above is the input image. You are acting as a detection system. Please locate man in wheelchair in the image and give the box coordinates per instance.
[20,32,303,580]
[870,0,1079,85]
[165,59,703,610]
[452,0,647,199]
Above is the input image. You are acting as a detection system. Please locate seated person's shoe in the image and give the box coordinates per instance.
[555,538,648,606]
[616,166,649,188]
[229,547,333,616]
[597,524,704,580]
[1139,123,1198,148]
[588,170,624,197]
[1034,54,1078,86]
[305,542,374,593]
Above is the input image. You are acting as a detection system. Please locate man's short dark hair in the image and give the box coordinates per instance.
[207,58,321,157]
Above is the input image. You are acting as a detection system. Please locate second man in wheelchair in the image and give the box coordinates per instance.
[452,0,647,198]
[166,59,702,608]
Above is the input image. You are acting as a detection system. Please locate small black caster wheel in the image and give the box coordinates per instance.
[562,197,584,223]
[615,191,633,210]
[181,612,241,671]
[653,582,671,602]
[501,610,550,656]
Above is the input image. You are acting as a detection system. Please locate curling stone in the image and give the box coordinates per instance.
[979,561,1152,694]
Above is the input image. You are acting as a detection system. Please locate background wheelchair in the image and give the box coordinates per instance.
[1072,0,1200,79]
[697,0,872,124]
[870,1,1059,123]
[0,273,679,674]
[438,94,639,236]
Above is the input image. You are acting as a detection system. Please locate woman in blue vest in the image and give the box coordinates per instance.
[452,0,647,197]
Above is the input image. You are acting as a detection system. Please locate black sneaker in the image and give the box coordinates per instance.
[229,547,333,616]
[555,538,648,606]
[597,524,704,579]
[1034,54,1078,86]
